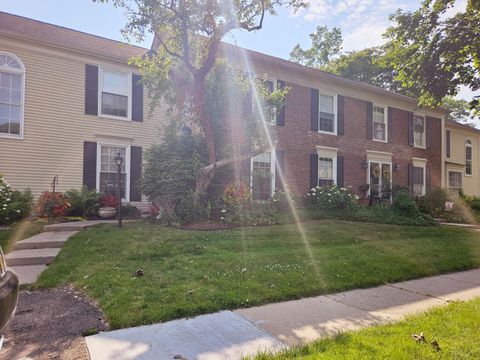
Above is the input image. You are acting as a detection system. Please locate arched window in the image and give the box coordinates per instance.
[466,138,473,176]
[0,53,25,138]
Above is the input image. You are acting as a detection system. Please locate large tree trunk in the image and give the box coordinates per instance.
[193,75,216,164]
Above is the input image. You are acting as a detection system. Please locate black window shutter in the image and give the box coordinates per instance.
[130,146,142,201]
[337,95,344,135]
[276,80,286,126]
[388,107,393,143]
[310,153,318,189]
[408,112,414,146]
[83,141,97,189]
[85,65,98,115]
[426,163,431,193]
[408,162,414,192]
[311,89,319,131]
[426,117,432,149]
[275,150,285,190]
[366,101,373,140]
[446,130,451,157]
[337,156,344,188]
[132,74,144,122]
[242,157,252,185]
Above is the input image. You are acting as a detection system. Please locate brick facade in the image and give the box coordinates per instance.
[225,80,443,197]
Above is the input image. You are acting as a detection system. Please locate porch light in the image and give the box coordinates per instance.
[361,160,368,170]
[394,163,400,172]
[115,152,124,228]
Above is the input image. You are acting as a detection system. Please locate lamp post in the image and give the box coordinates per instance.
[114,152,124,228]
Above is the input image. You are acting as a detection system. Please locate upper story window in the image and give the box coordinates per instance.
[253,78,276,125]
[413,114,426,148]
[318,93,336,134]
[373,105,387,142]
[0,53,24,138]
[466,139,473,176]
[99,69,130,119]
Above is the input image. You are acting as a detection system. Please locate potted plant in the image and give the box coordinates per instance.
[98,194,118,219]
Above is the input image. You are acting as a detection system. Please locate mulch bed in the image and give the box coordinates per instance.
[2,286,107,360]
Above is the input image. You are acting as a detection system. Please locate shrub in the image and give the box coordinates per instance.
[120,204,141,219]
[36,191,70,218]
[0,175,33,225]
[65,187,102,217]
[174,190,210,224]
[392,189,417,216]
[418,187,449,217]
[305,186,359,211]
[100,194,118,208]
[222,182,250,207]
[222,200,292,226]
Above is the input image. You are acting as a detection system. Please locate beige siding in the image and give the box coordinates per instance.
[0,37,168,201]
[446,124,480,196]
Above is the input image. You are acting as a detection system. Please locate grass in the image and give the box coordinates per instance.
[35,220,480,329]
[254,298,480,359]
[0,220,45,253]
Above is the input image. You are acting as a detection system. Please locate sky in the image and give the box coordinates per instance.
[0,0,477,108]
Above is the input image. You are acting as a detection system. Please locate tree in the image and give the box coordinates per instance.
[383,0,480,113]
[96,0,304,196]
[323,46,417,96]
[441,97,474,123]
[289,26,342,67]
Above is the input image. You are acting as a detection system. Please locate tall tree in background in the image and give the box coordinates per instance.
[289,26,342,67]
[96,0,304,195]
[383,0,480,114]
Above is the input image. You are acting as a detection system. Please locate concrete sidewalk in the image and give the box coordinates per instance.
[86,268,480,360]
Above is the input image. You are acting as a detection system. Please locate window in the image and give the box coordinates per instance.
[0,53,24,138]
[413,114,425,148]
[373,106,387,142]
[318,157,335,187]
[448,171,462,193]
[251,152,275,200]
[253,78,276,125]
[100,69,130,119]
[97,144,130,201]
[368,161,391,199]
[318,93,336,134]
[466,139,472,176]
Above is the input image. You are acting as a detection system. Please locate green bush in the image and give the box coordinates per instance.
[418,187,449,217]
[120,204,141,219]
[223,200,293,226]
[304,186,359,211]
[392,189,417,215]
[65,187,103,217]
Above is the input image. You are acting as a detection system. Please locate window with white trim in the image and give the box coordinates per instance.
[412,159,427,196]
[98,144,129,201]
[465,139,472,176]
[448,171,462,193]
[317,146,338,187]
[251,152,275,200]
[373,105,387,142]
[0,53,24,138]
[100,69,129,119]
[413,114,425,148]
[318,93,336,133]
[253,78,276,125]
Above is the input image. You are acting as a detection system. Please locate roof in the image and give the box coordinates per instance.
[220,41,447,112]
[446,119,480,134]
[0,11,147,62]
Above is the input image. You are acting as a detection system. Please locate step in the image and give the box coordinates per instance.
[5,248,61,266]
[13,231,77,250]
[44,220,122,232]
[9,264,47,285]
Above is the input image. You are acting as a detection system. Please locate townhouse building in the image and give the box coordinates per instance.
[1,12,452,209]
[0,12,167,209]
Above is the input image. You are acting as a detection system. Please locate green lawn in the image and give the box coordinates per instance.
[254,298,480,359]
[0,221,44,253]
[36,220,480,329]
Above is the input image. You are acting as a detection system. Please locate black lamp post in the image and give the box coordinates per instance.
[114,152,124,228]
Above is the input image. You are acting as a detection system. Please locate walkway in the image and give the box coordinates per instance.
[86,268,480,360]
[5,220,124,285]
